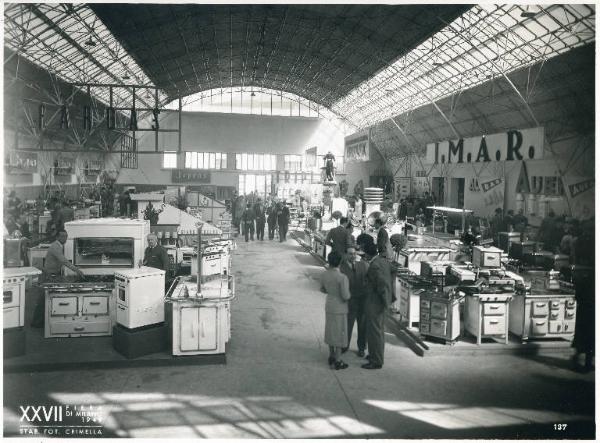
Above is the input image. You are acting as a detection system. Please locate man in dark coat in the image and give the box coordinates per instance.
[142,233,170,271]
[254,198,266,241]
[267,203,278,240]
[362,242,392,369]
[241,203,256,242]
[325,217,352,258]
[339,246,369,357]
[277,201,290,242]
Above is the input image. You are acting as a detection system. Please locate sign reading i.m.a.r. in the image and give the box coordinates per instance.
[426,127,544,164]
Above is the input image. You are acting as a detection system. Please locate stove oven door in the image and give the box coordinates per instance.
[116,283,128,307]
[3,284,20,309]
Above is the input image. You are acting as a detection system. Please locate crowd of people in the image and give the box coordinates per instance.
[320,217,398,370]
[237,196,292,243]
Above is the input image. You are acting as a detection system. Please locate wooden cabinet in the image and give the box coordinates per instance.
[464,293,513,344]
[45,288,115,338]
[419,292,461,343]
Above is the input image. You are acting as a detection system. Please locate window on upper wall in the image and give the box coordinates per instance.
[163,151,177,169]
[238,173,272,197]
[185,152,227,169]
[235,153,277,171]
[284,154,302,172]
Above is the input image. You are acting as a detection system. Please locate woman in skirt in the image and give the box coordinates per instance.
[320,251,351,370]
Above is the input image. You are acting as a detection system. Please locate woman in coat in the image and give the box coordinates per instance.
[320,251,351,370]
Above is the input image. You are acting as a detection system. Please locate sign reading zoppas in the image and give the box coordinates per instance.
[426,127,544,164]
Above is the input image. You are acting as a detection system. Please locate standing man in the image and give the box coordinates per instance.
[254,198,266,241]
[339,246,369,357]
[374,218,393,261]
[277,201,290,242]
[354,194,363,221]
[43,230,85,279]
[241,203,256,242]
[142,233,170,271]
[31,230,85,327]
[513,208,529,242]
[267,202,278,240]
[362,242,392,370]
[325,217,353,258]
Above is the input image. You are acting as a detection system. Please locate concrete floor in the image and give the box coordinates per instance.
[3,235,596,439]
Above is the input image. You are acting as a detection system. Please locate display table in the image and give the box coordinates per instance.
[464,292,513,344]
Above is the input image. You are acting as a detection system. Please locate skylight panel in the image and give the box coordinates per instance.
[4,3,169,110]
[333,4,595,129]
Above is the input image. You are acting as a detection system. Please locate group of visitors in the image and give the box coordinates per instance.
[320,218,396,370]
[240,198,291,243]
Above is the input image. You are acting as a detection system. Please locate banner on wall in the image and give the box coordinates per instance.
[394,177,411,199]
[344,130,370,162]
[411,177,430,197]
[426,127,545,164]
[469,176,505,216]
[53,154,75,176]
[4,150,38,174]
[563,176,594,219]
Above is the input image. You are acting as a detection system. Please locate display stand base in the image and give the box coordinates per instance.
[112,323,168,359]
[3,327,26,358]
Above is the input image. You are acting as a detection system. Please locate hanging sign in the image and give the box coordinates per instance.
[172,169,211,183]
[305,147,317,168]
[344,130,370,162]
[4,150,38,174]
[568,178,594,198]
[426,127,545,164]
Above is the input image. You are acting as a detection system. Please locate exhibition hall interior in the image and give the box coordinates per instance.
[2,3,596,439]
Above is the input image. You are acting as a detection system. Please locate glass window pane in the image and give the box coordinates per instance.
[221,153,227,169]
[247,174,256,193]
[256,175,264,196]
[192,152,198,169]
[185,152,191,168]
[236,154,241,169]
[258,154,264,170]
[209,153,216,169]
[242,153,247,170]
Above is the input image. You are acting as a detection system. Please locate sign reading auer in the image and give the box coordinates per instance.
[426,127,544,164]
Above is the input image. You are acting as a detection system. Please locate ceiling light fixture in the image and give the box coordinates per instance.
[84,37,96,47]
[520,6,537,19]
